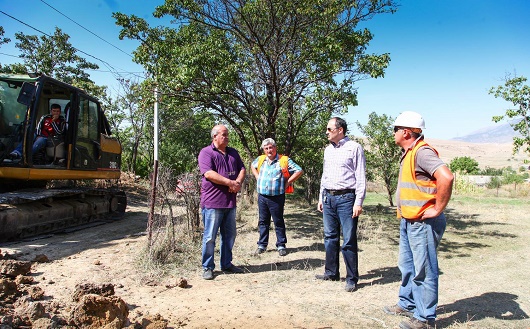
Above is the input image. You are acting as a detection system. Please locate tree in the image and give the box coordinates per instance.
[114,0,396,158]
[486,176,502,196]
[480,166,502,176]
[158,108,216,174]
[288,115,328,204]
[449,156,480,175]
[103,79,156,176]
[0,26,11,72]
[0,27,104,97]
[501,167,525,192]
[0,26,9,48]
[489,75,530,155]
[356,112,401,206]
[104,77,217,176]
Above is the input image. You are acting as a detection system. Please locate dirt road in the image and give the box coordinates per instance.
[2,188,530,328]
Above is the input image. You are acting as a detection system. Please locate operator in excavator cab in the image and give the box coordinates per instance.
[9,103,66,160]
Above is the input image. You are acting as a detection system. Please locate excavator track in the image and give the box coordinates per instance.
[0,188,127,242]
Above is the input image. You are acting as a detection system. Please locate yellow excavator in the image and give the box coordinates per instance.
[0,73,127,241]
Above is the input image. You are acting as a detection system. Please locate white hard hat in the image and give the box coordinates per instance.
[393,111,426,129]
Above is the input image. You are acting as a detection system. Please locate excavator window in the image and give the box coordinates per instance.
[73,96,99,169]
[0,80,26,159]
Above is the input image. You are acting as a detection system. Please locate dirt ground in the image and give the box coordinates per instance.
[2,181,530,329]
[0,140,530,329]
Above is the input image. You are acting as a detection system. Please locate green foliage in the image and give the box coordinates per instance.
[484,166,527,195]
[114,0,397,157]
[0,26,10,47]
[0,25,10,72]
[480,166,503,176]
[134,157,153,178]
[355,112,401,206]
[502,167,525,185]
[288,116,328,204]
[0,27,103,96]
[103,79,152,175]
[449,156,480,174]
[158,111,216,174]
[104,76,219,177]
[487,176,502,189]
[489,75,530,155]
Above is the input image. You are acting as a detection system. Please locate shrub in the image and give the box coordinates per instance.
[450,156,480,174]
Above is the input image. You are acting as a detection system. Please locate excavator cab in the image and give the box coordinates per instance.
[0,73,121,180]
[0,74,126,241]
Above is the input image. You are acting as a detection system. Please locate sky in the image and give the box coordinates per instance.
[1,0,529,140]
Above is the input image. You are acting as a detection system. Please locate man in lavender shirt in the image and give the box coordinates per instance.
[316,117,367,292]
[198,124,246,280]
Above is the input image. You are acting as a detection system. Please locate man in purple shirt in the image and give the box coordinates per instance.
[198,124,246,280]
[316,117,367,292]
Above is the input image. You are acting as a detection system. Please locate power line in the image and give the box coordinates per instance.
[87,69,144,74]
[0,10,145,81]
[0,52,20,58]
[0,10,50,36]
[39,0,133,58]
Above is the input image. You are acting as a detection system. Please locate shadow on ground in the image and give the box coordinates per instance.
[362,266,401,286]
[240,257,323,273]
[438,292,529,328]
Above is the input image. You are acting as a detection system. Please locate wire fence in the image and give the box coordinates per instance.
[146,166,202,263]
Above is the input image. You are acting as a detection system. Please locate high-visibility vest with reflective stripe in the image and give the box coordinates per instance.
[397,140,438,220]
[257,154,293,193]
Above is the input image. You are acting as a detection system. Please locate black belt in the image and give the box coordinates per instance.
[326,189,355,196]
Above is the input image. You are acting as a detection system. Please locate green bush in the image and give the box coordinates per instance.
[450,156,480,174]
[480,166,503,175]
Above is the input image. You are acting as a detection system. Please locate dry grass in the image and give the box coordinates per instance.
[131,182,529,328]
[128,144,530,328]
[217,189,530,328]
[3,179,529,328]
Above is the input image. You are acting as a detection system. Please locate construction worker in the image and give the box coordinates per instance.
[383,111,454,329]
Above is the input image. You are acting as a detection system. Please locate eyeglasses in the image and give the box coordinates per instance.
[326,127,338,132]
[393,127,404,133]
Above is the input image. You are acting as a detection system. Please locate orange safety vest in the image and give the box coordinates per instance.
[257,154,294,193]
[397,140,438,220]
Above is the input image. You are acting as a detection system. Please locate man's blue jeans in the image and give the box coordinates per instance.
[201,207,237,271]
[13,135,48,156]
[397,214,446,323]
[257,194,287,249]
[322,190,359,285]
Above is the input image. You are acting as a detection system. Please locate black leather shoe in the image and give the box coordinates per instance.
[315,274,340,281]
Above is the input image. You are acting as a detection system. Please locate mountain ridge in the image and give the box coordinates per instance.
[425,137,528,170]
[451,120,520,143]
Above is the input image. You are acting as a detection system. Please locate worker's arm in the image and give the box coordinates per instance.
[422,165,454,219]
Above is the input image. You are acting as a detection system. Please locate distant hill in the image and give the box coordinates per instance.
[426,138,528,170]
[451,120,520,143]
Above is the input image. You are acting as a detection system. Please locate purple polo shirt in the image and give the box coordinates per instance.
[198,143,245,209]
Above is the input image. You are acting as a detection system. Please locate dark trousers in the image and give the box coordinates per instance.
[322,190,359,285]
[257,194,287,249]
